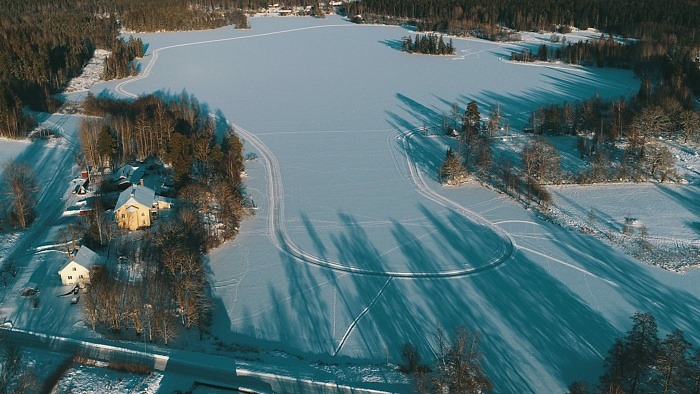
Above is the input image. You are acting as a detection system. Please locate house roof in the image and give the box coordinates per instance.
[59,245,99,273]
[115,185,155,211]
[113,164,145,185]
[74,245,99,267]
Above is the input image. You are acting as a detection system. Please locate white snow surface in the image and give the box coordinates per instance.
[63,49,110,94]
[55,363,162,393]
[25,15,699,392]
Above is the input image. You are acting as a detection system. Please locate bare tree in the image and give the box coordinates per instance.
[521,137,561,183]
[678,110,700,143]
[2,160,38,229]
[631,106,671,142]
[486,103,502,134]
[0,339,36,393]
[431,325,492,393]
[645,143,676,182]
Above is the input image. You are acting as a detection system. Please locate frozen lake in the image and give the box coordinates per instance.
[91,15,700,392]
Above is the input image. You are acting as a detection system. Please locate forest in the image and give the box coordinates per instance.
[0,0,250,139]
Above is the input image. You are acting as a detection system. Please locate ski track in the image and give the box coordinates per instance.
[112,21,625,288]
[333,277,393,357]
[518,245,618,287]
[115,24,517,278]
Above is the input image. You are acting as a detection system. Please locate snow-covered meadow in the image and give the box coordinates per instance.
[77,15,700,392]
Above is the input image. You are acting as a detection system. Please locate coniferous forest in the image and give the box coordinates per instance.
[344,0,700,99]
[0,0,251,139]
[401,33,455,55]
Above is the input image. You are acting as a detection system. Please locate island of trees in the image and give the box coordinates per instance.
[401,33,455,55]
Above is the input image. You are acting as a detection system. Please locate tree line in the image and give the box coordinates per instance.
[103,36,144,80]
[569,312,700,394]
[343,0,700,43]
[528,78,697,184]
[344,0,700,104]
[440,70,700,209]
[80,91,245,247]
[509,35,700,98]
[0,0,249,139]
[401,34,455,55]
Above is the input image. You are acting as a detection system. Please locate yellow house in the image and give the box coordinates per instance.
[58,245,99,286]
[115,185,156,230]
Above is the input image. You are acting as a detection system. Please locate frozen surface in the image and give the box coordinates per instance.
[75,15,700,392]
[0,138,29,166]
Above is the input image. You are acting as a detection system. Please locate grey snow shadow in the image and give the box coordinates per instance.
[249,208,635,392]
[378,39,404,51]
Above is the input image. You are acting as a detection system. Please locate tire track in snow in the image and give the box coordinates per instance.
[333,277,393,357]
[518,245,618,287]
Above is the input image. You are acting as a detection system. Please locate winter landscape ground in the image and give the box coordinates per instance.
[1,14,699,393]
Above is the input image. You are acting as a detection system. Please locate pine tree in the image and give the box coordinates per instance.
[655,330,692,394]
[625,312,660,393]
[439,148,467,184]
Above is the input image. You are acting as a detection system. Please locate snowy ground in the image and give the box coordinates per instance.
[54,362,161,393]
[7,15,698,392]
[549,183,700,270]
[0,112,95,336]
[63,49,110,94]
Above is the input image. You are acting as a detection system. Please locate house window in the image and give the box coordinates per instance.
[79,275,84,279]
[141,212,145,216]
[67,276,73,280]
[72,267,76,271]
[121,214,125,218]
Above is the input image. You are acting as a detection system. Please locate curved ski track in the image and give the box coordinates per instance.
[113,24,517,278]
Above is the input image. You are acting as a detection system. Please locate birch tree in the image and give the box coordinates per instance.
[2,160,38,229]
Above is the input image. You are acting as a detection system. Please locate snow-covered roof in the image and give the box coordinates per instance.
[115,185,155,211]
[74,245,99,267]
[60,245,99,272]
[113,164,145,185]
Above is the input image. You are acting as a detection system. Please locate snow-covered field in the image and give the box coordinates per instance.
[25,15,700,392]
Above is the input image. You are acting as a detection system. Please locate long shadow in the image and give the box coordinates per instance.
[652,182,700,220]
[548,221,700,338]
[261,206,620,391]
[378,39,404,51]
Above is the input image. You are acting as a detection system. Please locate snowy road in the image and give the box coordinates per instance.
[0,327,396,393]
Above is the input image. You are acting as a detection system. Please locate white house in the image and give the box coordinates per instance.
[58,245,99,286]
